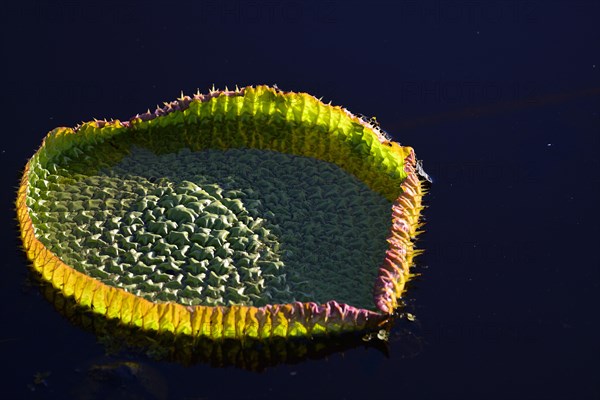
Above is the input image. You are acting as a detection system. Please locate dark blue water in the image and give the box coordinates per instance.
[2,1,599,399]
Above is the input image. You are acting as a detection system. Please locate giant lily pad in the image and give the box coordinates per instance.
[17,85,424,341]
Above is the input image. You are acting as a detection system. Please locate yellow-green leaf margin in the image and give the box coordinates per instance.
[16,85,425,341]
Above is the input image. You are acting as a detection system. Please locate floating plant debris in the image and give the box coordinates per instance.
[17,85,425,341]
